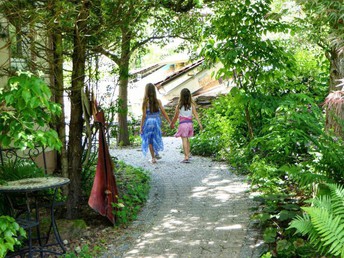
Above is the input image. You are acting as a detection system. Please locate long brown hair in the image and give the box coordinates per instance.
[178,88,192,110]
[143,83,159,113]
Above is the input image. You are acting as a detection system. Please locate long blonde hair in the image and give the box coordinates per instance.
[178,88,192,110]
[143,83,159,113]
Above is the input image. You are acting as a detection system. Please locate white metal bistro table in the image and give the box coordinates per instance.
[0,177,70,257]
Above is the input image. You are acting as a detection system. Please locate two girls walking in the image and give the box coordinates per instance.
[140,83,202,164]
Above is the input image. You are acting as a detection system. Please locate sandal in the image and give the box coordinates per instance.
[180,159,190,163]
[150,158,157,164]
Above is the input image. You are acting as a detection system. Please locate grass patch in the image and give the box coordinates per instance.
[113,160,150,226]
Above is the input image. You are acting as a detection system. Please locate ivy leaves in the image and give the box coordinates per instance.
[0,72,62,150]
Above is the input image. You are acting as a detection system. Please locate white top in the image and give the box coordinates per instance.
[180,106,192,117]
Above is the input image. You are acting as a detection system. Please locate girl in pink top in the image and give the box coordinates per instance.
[171,88,203,163]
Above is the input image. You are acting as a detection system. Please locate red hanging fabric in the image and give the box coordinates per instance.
[88,108,118,225]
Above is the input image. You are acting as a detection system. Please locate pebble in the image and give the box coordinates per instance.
[101,137,262,257]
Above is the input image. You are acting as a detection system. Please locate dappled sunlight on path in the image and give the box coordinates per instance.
[103,137,261,258]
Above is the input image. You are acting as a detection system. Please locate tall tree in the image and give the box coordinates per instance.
[66,0,90,218]
[295,0,344,92]
[0,0,91,218]
[48,0,69,182]
[295,0,344,138]
[0,0,203,217]
[201,0,293,139]
[94,0,202,145]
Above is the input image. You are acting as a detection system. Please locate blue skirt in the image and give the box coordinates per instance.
[141,113,163,156]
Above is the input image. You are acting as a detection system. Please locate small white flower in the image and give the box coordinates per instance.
[16,70,24,76]
[118,203,125,208]
[10,82,19,91]
[24,71,33,77]
[74,246,81,253]
[2,114,9,121]
[37,70,45,77]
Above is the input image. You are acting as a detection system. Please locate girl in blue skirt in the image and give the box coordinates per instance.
[140,83,171,163]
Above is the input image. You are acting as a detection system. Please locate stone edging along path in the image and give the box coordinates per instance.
[102,137,262,258]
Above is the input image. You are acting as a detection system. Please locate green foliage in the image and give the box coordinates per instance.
[253,193,316,257]
[0,160,45,183]
[113,161,150,226]
[0,215,26,258]
[104,102,140,146]
[82,155,150,227]
[251,93,323,165]
[81,151,98,195]
[289,184,344,257]
[0,72,62,150]
[264,227,278,244]
[190,133,223,158]
[295,0,344,50]
[310,134,344,185]
[201,0,293,92]
[0,160,46,214]
[63,244,102,258]
[261,252,273,258]
[190,107,225,158]
[289,183,344,258]
[249,159,285,193]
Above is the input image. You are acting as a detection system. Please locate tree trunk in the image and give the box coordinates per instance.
[324,91,344,139]
[66,0,89,219]
[117,30,131,146]
[117,65,130,146]
[327,47,344,92]
[324,47,344,138]
[52,26,69,180]
[244,105,254,140]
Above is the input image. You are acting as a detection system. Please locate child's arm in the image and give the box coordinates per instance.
[170,106,179,129]
[192,103,203,130]
[140,104,147,134]
[158,100,171,124]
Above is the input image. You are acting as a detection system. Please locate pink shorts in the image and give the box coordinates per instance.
[174,116,193,138]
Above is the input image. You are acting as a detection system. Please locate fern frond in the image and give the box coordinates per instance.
[304,206,344,257]
[290,170,331,187]
[288,213,313,235]
[327,183,344,219]
[312,195,332,212]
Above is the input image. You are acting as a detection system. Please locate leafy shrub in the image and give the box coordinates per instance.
[112,161,150,226]
[190,96,241,160]
[0,160,45,182]
[0,72,62,150]
[190,132,223,158]
[63,244,102,258]
[0,215,26,258]
[253,194,316,257]
[250,93,323,166]
[310,134,344,185]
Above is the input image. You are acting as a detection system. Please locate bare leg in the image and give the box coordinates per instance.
[149,144,156,163]
[186,138,190,158]
[181,137,189,161]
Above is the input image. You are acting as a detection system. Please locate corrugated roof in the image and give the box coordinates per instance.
[154,59,204,89]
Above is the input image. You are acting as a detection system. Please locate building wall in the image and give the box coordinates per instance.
[0,16,9,88]
[0,15,57,173]
[159,64,221,104]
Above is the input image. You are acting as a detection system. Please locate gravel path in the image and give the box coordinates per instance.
[102,137,261,258]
